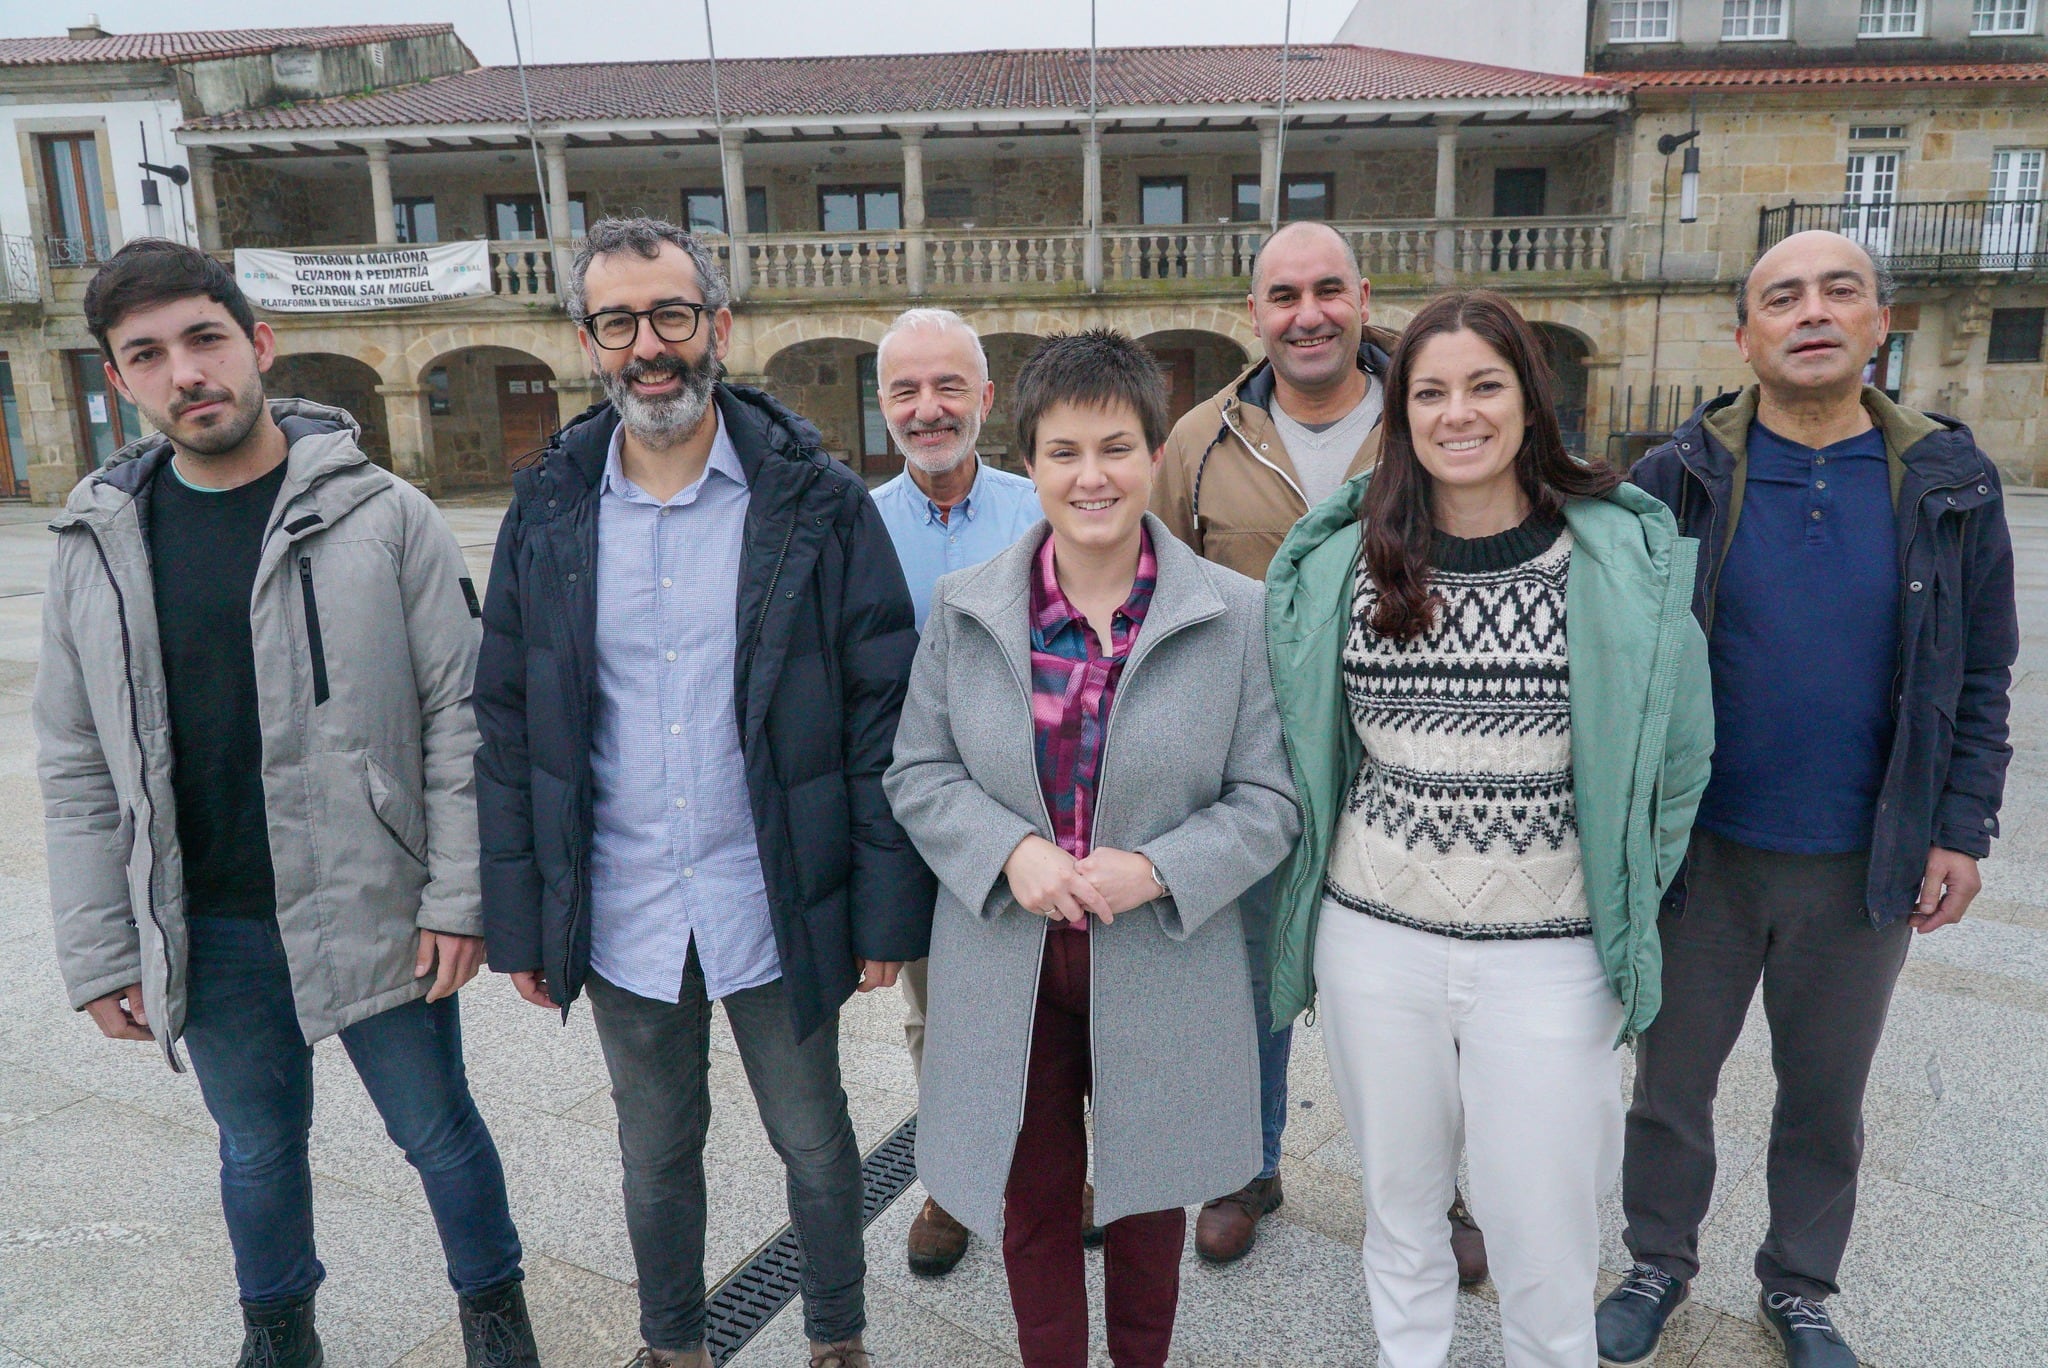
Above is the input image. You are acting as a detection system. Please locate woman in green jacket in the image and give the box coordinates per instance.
[1263,291,1713,1368]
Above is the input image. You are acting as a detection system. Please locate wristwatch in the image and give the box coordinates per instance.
[1147,859,1170,898]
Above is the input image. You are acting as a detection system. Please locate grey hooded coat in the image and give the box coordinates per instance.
[883,516,1301,1239]
[36,400,484,1069]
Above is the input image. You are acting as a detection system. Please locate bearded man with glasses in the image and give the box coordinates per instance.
[474,217,934,1368]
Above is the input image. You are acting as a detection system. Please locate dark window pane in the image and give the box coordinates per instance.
[821,191,860,232]
[1232,178,1262,223]
[1282,175,1331,221]
[863,190,902,231]
[928,186,973,219]
[394,198,437,244]
[1988,307,2045,363]
[746,186,768,232]
[492,198,539,239]
[1141,178,1187,226]
[859,353,888,456]
[684,191,725,234]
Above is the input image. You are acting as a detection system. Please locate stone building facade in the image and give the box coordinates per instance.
[6,27,2048,498]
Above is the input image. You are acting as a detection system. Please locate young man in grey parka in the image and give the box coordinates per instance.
[35,239,535,1368]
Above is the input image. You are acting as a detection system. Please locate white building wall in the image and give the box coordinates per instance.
[0,96,197,250]
[1335,0,1589,77]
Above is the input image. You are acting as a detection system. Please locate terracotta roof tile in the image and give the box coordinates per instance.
[1610,61,2048,90]
[0,24,454,67]
[182,45,1623,133]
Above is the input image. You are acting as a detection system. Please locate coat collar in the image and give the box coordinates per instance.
[524,382,833,519]
[54,397,378,534]
[1229,327,1398,417]
[944,512,1228,680]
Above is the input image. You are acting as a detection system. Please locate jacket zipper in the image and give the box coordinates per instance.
[297,557,330,705]
[1221,404,1310,512]
[1674,445,1728,634]
[740,465,822,709]
[81,526,180,1072]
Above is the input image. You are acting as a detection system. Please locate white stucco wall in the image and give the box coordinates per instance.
[1334,0,1589,77]
[0,96,198,250]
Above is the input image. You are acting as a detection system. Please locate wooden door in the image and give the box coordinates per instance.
[496,366,556,474]
[1153,349,1197,427]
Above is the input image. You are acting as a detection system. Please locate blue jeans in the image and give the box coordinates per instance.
[180,916,523,1304]
[1241,871,1293,1180]
[586,963,867,1352]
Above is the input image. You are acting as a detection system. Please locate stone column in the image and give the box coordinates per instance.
[1433,120,1460,284]
[1583,354,1622,467]
[377,383,434,491]
[720,129,752,301]
[1258,119,1281,226]
[1082,123,1103,291]
[541,136,572,294]
[1608,114,1635,282]
[366,141,396,246]
[552,374,599,430]
[189,146,221,251]
[899,127,928,297]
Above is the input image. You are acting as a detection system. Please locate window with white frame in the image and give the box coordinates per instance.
[1973,0,2035,34]
[1610,0,1675,41]
[1724,0,1789,39]
[1859,0,1923,35]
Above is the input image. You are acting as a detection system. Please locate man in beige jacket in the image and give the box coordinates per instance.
[1151,221,1486,1281]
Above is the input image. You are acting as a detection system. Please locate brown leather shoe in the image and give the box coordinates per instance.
[1195,1174,1283,1264]
[1082,1180,1104,1249]
[1449,1190,1488,1285]
[907,1196,970,1277]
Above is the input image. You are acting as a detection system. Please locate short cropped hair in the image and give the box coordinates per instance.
[567,216,730,319]
[877,307,988,383]
[84,238,256,366]
[1010,328,1171,463]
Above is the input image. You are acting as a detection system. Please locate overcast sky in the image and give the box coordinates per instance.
[6,1,1359,66]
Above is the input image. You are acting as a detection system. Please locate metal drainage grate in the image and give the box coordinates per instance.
[703,1111,921,1365]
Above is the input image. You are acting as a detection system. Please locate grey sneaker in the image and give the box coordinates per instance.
[1757,1291,1857,1368]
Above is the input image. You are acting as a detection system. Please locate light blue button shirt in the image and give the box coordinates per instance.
[588,411,781,1004]
[871,458,1044,629]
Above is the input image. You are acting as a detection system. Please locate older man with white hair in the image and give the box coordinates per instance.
[868,307,1042,1278]
[869,308,1042,628]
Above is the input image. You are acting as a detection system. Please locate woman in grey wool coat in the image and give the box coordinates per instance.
[884,329,1300,1368]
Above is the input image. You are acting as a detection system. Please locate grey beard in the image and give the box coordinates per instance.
[600,355,720,449]
[891,411,981,475]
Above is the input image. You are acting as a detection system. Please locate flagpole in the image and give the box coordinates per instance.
[1271,0,1294,233]
[504,0,555,255]
[1086,0,1101,293]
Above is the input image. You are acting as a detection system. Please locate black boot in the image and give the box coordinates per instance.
[459,1279,541,1368]
[235,1290,323,1368]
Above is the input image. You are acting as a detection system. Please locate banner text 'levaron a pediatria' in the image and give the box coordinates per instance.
[233,240,495,313]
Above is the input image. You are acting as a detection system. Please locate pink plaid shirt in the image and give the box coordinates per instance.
[1028,529,1158,927]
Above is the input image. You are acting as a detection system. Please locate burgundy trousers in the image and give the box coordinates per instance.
[1002,928,1186,1368]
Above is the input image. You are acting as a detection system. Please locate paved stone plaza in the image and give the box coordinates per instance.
[2,490,2046,1367]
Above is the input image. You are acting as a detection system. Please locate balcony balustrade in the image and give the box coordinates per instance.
[206,218,1620,311]
[1,235,39,304]
[1759,198,2048,273]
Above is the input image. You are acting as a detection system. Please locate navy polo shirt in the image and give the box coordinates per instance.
[1694,420,1898,854]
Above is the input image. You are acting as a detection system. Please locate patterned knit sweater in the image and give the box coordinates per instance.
[1324,513,1590,940]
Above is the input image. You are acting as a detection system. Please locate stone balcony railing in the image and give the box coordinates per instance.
[206,219,1623,312]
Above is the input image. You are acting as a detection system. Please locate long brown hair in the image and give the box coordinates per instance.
[1359,290,1619,642]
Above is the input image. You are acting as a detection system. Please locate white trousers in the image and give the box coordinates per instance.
[1315,904,1625,1368]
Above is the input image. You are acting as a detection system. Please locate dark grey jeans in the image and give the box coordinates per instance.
[1621,828,1912,1300]
[586,964,866,1351]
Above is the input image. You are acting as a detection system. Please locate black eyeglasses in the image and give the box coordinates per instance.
[579,302,707,350]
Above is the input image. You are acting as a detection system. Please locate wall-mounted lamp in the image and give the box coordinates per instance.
[1655,109,1702,225]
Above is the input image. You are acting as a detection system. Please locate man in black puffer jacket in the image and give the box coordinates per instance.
[474,217,933,1368]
